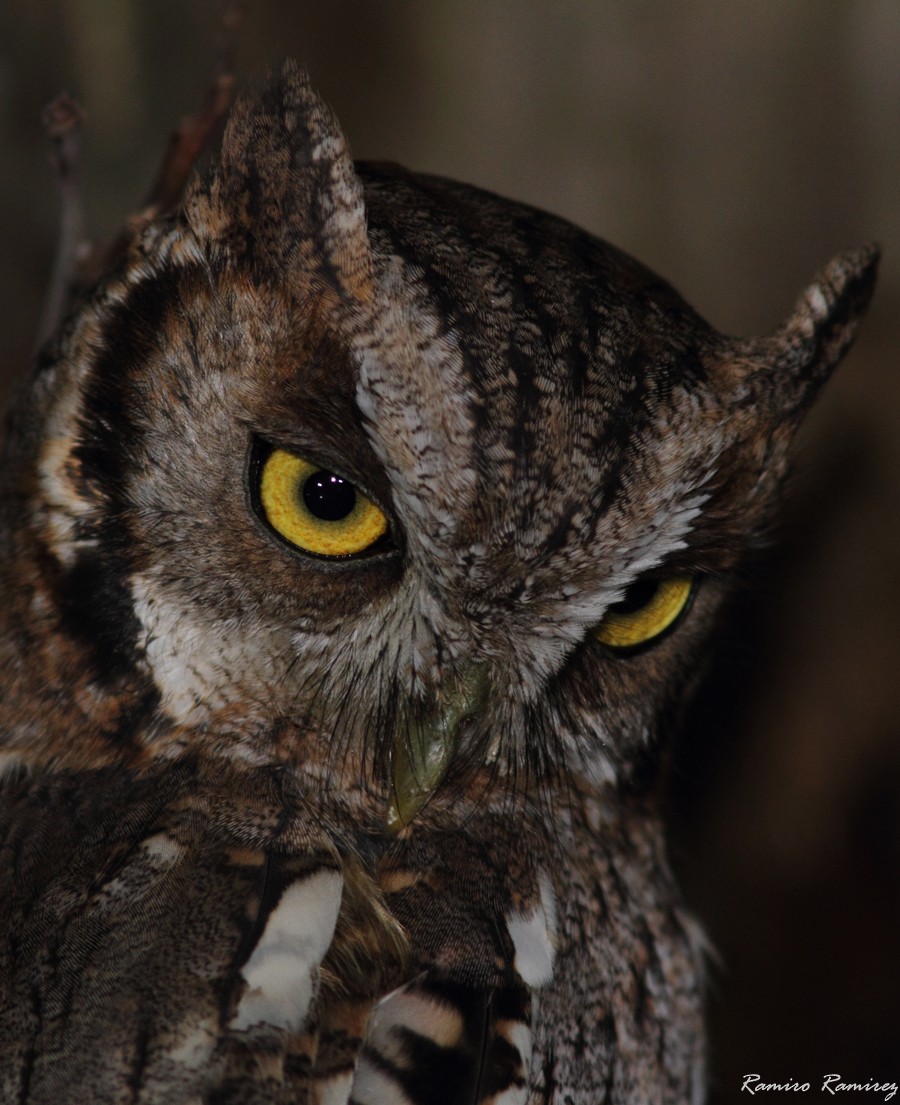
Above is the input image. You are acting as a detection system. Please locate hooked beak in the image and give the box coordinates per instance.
[387,662,490,831]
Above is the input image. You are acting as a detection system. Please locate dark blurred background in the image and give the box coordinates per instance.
[2,3,898,1100]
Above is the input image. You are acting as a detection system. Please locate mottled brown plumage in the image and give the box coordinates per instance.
[0,62,877,1103]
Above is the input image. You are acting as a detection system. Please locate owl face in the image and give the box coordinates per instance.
[2,65,876,828]
[0,61,881,1105]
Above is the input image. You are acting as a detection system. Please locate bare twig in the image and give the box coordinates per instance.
[82,5,244,287]
[37,93,85,348]
[143,3,244,216]
[36,7,244,346]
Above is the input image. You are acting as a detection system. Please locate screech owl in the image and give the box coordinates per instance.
[0,61,878,1104]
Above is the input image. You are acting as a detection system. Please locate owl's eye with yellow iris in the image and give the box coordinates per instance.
[256,447,390,558]
[593,576,694,651]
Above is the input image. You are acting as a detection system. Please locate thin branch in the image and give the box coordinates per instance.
[36,7,245,346]
[37,92,85,348]
[143,3,244,217]
[82,5,244,287]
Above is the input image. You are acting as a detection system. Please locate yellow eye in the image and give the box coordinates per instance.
[257,448,388,557]
[593,577,694,650]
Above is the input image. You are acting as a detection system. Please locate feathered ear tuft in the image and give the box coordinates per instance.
[184,60,373,304]
[751,243,879,419]
[697,245,878,541]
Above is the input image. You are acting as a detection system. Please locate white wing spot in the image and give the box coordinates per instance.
[166,1019,218,1071]
[482,1020,531,1104]
[141,832,184,865]
[350,1057,415,1105]
[506,884,556,988]
[232,868,343,1032]
[369,987,465,1055]
[314,1071,353,1105]
[490,1084,529,1105]
[505,1019,533,1073]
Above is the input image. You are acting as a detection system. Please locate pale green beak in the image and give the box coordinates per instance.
[387,662,490,830]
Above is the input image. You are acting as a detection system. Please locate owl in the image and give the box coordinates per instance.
[0,62,877,1105]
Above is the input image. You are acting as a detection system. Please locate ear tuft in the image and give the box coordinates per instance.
[770,242,880,390]
[185,60,373,304]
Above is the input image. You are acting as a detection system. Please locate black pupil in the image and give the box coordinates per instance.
[609,578,660,615]
[302,470,357,522]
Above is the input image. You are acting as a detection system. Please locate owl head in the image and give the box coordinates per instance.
[0,63,877,828]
